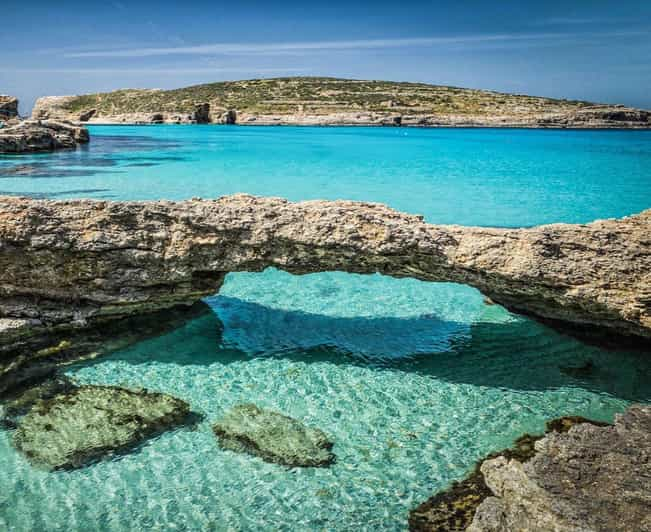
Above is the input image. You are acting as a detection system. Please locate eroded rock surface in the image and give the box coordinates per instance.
[469,405,651,532]
[213,403,335,467]
[12,385,192,470]
[0,95,19,120]
[408,416,609,531]
[0,119,89,153]
[0,194,648,356]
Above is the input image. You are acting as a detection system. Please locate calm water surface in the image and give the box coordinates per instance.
[1,126,650,531]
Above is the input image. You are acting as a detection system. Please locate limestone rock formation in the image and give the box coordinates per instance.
[408,416,609,531]
[468,405,651,532]
[32,95,212,124]
[0,194,648,357]
[0,95,19,120]
[0,119,89,153]
[12,385,192,470]
[213,403,335,467]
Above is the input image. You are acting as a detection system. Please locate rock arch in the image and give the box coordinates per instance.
[0,194,649,353]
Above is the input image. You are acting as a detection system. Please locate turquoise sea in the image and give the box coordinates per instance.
[1,125,650,531]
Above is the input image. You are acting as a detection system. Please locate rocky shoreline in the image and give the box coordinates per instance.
[31,104,651,129]
[410,405,651,531]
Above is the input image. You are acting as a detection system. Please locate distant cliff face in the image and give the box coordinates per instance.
[30,77,651,127]
[0,95,19,120]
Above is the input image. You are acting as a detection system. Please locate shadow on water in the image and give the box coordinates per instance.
[72,297,651,404]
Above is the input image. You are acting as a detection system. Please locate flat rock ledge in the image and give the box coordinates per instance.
[11,384,192,470]
[213,403,335,467]
[0,194,648,359]
[410,406,650,532]
[0,119,89,153]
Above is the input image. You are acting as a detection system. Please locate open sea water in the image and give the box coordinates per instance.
[1,125,650,531]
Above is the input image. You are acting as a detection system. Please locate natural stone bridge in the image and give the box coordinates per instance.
[0,194,649,353]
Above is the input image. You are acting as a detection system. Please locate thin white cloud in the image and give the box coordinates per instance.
[60,31,650,59]
[59,33,592,58]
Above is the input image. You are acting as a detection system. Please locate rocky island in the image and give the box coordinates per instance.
[31,77,651,128]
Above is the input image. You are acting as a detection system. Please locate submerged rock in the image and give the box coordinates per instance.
[213,403,335,467]
[408,415,615,532]
[13,385,191,470]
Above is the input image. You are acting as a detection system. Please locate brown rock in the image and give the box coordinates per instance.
[469,405,651,532]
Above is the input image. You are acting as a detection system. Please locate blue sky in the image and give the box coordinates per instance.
[2,0,650,113]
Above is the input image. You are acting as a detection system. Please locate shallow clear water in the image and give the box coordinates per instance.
[1,126,650,531]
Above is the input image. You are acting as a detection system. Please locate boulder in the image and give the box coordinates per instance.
[213,403,335,467]
[12,385,192,470]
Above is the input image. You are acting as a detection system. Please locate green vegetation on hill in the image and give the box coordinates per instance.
[57,77,592,117]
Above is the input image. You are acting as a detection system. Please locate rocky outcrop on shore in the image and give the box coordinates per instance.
[0,95,19,121]
[410,405,650,531]
[11,384,192,470]
[0,195,648,360]
[469,405,651,532]
[0,119,89,153]
[213,403,336,467]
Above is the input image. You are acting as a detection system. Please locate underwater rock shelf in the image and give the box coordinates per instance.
[0,194,648,361]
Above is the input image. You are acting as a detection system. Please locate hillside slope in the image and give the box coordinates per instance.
[32,77,651,128]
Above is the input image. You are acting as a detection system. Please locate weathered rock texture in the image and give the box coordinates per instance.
[12,384,192,470]
[0,194,649,353]
[468,405,651,532]
[0,95,19,120]
[0,119,89,153]
[409,416,609,531]
[213,403,335,467]
[30,77,651,128]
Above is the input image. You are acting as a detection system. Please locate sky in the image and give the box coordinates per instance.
[2,0,650,114]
